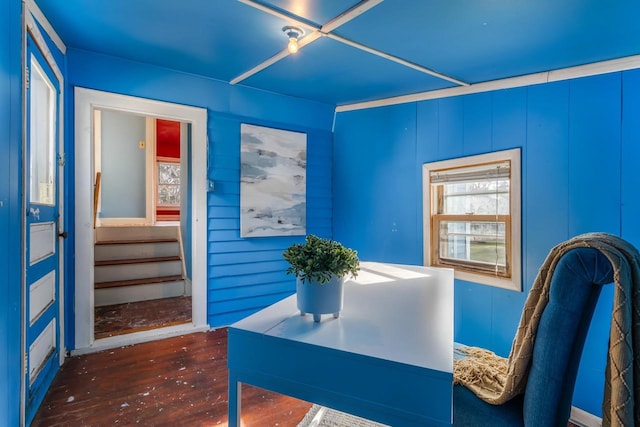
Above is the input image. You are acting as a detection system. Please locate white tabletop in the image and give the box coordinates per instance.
[232,261,454,374]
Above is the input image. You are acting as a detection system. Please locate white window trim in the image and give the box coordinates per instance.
[423,148,522,292]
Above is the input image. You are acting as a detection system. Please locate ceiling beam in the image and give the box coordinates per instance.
[320,0,384,34]
[327,33,468,87]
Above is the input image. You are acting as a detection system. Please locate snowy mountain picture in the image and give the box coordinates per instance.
[240,124,307,237]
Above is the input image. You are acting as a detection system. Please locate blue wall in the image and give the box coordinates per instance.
[66,49,335,329]
[207,116,332,325]
[1,0,23,424]
[333,70,640,416]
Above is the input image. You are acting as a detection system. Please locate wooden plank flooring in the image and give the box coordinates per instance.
[33,326,584,426]
[32,329,312,426]
[94,296,192,340]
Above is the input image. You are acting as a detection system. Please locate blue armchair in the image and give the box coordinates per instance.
[454,247,614,426]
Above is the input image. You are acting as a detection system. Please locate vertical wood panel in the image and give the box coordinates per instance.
[526,81,570,287]
[455,281,494,351]
[568,73,621,236]
[436,97,464,160]
[492,88,527,152]
[621,69,640,248]
[462,92,493,156]
[416,100,439,163]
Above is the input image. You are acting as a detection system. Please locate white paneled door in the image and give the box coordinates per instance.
[24,35,62,424]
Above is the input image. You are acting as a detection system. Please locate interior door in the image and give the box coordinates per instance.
[24,35,62,424]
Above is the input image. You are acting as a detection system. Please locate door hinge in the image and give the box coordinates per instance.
[25,66,29,90]
[58,153,66,167]
[24,353,28,375]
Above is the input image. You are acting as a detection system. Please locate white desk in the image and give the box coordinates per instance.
[227,262,454,426]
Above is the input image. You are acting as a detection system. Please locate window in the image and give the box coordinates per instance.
[423,148,521,291]
[157,161,180,206]
[29,57,56,206]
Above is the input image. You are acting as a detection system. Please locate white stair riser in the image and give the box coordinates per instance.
[95,260,182,283]
[96,226,178,242]
[95,241,180,262]
[95,280,186,307]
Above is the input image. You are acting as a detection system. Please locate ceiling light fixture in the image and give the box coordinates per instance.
[282,25,305,54]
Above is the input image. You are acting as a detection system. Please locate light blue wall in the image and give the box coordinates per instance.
[66,49,335,330]
[99,110,147,218]
[333,70,640,417]
[0,1,23,424]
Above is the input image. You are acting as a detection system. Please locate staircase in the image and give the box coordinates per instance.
[94,226,188,307]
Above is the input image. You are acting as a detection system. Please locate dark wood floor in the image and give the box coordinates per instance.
[35,316,584,427]
[94,296,192,339]
[32,328,312,426]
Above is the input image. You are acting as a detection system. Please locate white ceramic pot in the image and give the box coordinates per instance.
[296,275,344,322]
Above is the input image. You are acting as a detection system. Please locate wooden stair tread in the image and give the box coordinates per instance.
[95,275,184,289]
[95,255,181,266]
[95,238,178,245]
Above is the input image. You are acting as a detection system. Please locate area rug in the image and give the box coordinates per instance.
[297,404,389,427]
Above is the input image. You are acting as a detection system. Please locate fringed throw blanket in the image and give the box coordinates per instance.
[453,233,640,427]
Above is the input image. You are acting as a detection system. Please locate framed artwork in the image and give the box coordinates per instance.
[240,124,307,237]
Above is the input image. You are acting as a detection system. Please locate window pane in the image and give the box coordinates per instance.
[157,162,180,206]
[440,180,509,215]
[158,163,180,184]
[439,221,506,267]
[158,184,180,205]
[29,59,56,205]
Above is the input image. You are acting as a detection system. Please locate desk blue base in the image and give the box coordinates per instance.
[228,329,452,426]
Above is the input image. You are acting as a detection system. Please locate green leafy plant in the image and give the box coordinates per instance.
[283,235,360,284]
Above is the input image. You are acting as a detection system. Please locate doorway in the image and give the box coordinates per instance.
[93,110,190,339]
[73,88,208,353]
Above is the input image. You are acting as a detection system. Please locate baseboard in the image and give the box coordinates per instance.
[570,406,602,427]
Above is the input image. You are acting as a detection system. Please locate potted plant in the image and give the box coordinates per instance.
[283,235,360,322]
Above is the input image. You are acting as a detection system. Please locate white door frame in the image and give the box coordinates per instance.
[73,88,209,352]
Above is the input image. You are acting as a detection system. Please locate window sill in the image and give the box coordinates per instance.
[453,268,521,292]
